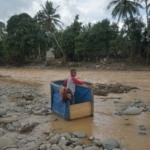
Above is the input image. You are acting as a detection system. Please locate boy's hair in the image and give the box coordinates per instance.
[70,68,76,73]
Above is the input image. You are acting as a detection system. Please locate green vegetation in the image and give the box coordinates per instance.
[0,0,150,65]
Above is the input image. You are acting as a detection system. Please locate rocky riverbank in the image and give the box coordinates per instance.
[0,81,129,150]
[1,59,150,72]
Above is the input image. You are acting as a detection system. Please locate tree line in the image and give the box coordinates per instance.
[0,0,150,65]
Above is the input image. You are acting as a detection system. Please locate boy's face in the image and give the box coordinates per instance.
[71,71,77,77]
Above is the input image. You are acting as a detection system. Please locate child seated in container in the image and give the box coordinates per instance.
[64,68,84,104]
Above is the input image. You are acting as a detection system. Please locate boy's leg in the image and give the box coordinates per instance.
[70,95,75,105]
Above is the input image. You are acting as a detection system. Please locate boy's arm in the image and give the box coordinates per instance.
[72,77,84,85]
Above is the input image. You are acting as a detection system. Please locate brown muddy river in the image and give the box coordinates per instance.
[0,68,150,150]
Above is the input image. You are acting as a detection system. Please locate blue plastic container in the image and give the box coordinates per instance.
[50,80,94,120]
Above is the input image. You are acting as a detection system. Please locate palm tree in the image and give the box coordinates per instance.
[37,0,65,61]
[107,0,142,28]
[107,0,143,58]
[135,0,150,61]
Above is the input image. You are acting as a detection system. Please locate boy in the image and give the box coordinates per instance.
[64,68,84,104]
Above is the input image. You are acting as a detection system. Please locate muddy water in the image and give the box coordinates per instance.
[0,68,150,150]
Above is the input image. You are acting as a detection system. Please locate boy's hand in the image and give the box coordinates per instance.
[84,81,90,84]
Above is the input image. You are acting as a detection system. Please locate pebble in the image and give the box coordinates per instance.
[0,81,129,150]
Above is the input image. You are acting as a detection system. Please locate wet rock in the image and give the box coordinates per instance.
[139,125,146,130]
[123,107,141,115]
[33,110,43,115]
[58,141,69,149]
[125,123,131,126]
[0,109,7,117]
[102,138,120,150]
[88,136,94,140]
[34,139,42,146]
[40,144,51,150]
[17,100,27,106]
[73,145,83,150]
[26,101,32,105]
[22,93,34,101]
[139,102,147,108]
[68,147,74,150]
[51,144,62,150]
[50,134,61,144]
[16,135,23,140]
[33,108,50,115]
[0,118,18,124]
[20,122,38,133]
[2,95,7,99]
[34,107,41,110]
[147,106,150,111]
[114,112,122,116]
[27,136,38,142]
[62,144,73,150]
[101,99,107,102]
[0,136,12,150]
[0,130,5,136]
[93,139,102,147]
[1,145,18,150]
[74,141,82,146]
[26,142,38,150]
[60,136,66,141]
[61,132,71,140]
[130,102,136,107]
[12,121,21,128]
[70,138,79,142]
[19,138,27,144]
[119,86,124,92]
[7,125,15,131]
[44,128,52,134]
[73,131,86,138]
[6,123,11,128]
[84,146,99,150]
[13,139,19,145]
[49,133,55,138]
[138,132,147,136]
[53,118,58,121]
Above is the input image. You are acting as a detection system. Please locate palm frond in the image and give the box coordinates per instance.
[52,14,60,19]
[109,0,143,22]
[52,6,60,14]
[38,0,63,32]
[107,0,120,10]
[147,2,150,9]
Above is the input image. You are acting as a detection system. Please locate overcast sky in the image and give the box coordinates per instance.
[0,0,146,28]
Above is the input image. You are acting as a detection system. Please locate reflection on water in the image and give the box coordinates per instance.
[0,68,150,150]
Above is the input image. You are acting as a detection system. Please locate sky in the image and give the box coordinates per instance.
[0,0,146,29]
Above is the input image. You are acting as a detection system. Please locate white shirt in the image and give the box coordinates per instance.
[67,77,75,94]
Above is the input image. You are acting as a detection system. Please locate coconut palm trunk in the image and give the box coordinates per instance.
[126,14,133,58]
[53,33,66,62]
[37,1,66,63]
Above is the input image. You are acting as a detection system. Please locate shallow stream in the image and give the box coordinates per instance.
[0,68,150,150]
